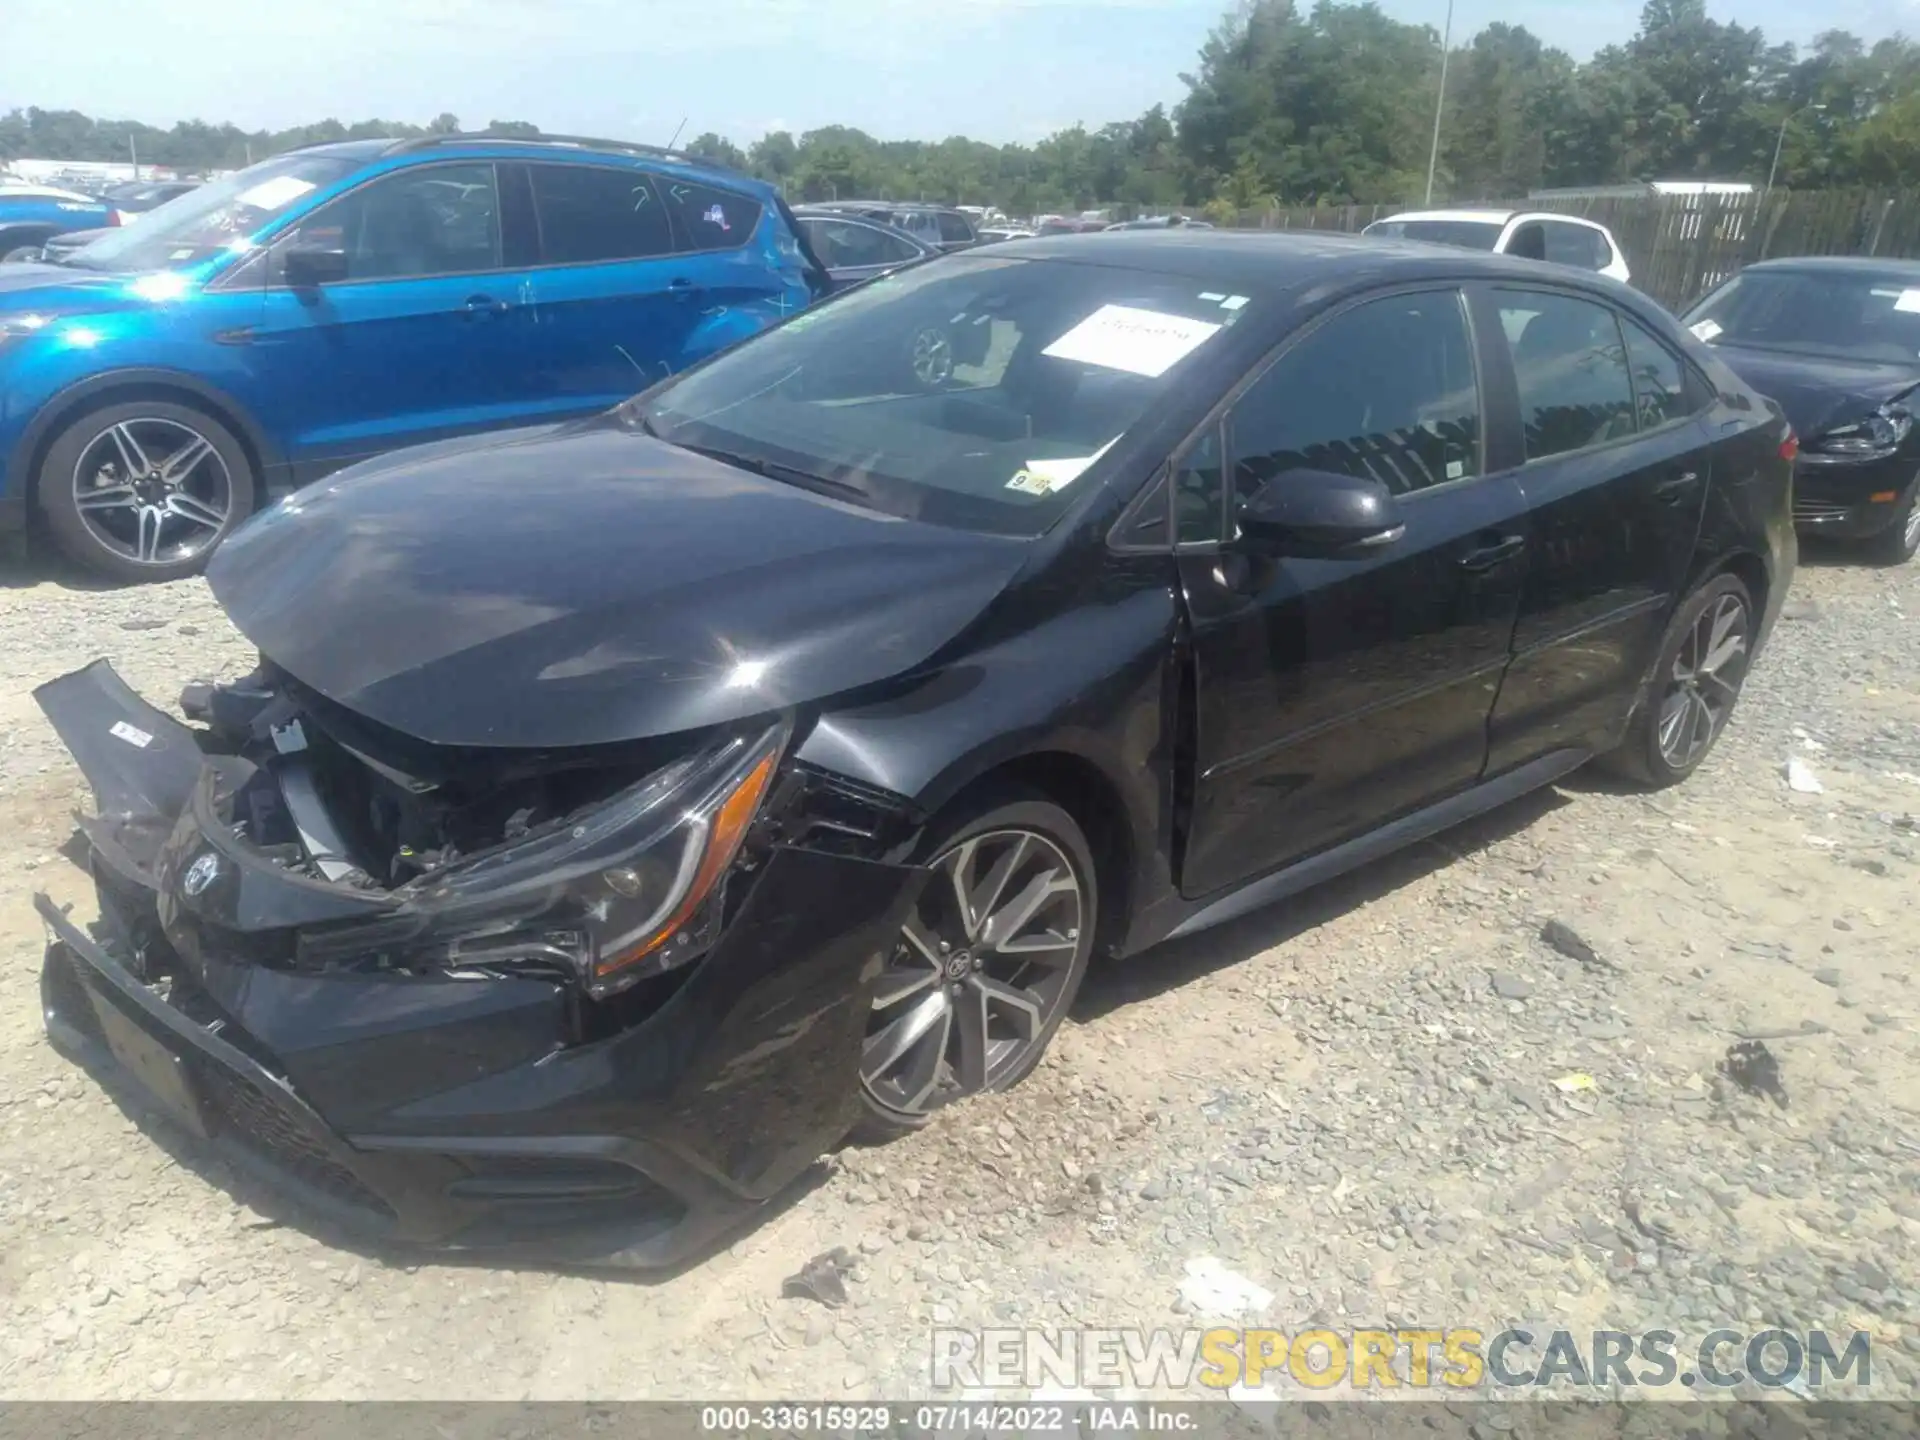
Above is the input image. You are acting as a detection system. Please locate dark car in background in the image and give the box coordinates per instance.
[1682,257,1920,564]
[105,179,203,216]
[811,200,977,252]
[37,232,1791,1263]
[791,205,936,288]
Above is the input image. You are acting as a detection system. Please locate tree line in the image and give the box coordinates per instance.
[4,1,1916,217]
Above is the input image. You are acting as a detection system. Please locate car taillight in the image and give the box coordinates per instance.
[1779,430,1799,462]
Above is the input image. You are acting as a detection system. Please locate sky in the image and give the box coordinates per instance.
[3,0,1916,148]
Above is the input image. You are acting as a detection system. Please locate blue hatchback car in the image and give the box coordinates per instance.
[0,135,827,581]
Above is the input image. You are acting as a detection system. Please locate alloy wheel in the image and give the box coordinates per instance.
[860,828,1084,1116]
[1656,591,1750,770]
[909,326,954,387]
[1904,497,1920,556]
[70,417,234,568]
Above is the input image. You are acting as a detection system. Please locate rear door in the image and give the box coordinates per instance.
[247,161,543,475]
[1479,285,1715,770]
[1175,286,1531,898]
[519,160,702,405]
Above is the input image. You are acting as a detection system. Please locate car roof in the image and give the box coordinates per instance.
[293,136,770,195]
[1374,209,1515,225]
[992,228,1638,295]
[1742,255,1920,278]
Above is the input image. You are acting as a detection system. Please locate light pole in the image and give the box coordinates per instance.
[1766,103,1825,196]
[1423,0,1454,206]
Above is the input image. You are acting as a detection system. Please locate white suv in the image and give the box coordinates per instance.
[1362,208,1630,285]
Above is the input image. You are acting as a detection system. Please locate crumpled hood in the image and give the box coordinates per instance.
[207,419,1030,749]
[1710,343,1920,440]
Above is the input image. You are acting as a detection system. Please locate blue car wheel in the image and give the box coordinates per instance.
[38,400,256,583]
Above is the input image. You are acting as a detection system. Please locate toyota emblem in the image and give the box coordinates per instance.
[181,852,221,897]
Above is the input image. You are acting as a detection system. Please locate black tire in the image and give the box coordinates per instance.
[38,400,256,584]
[854,790,1097,1143]
[1863,483,1920,567]
[1595,571,1755,789]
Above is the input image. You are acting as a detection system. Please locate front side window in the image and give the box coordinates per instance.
[1229,289,1481,502]
[634,256,1258,536]
[800,217,918,269]
[275,163,500,282]
[65,151,359,272]
[1498,291,1637,461]
[657,177,760,252]
[531,164,672,264]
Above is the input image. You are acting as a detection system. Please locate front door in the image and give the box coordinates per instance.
[1176,287,1530,899]
[1478,286,1713,770]
[246,161,542,477]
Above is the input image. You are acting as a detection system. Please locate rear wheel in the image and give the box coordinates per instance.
[1863,484,1920,566]
[1596,572,1754,789]
[38,401,256,583]
[855,793,1096,1142]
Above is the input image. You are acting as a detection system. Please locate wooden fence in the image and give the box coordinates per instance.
[1220,190,1920,312]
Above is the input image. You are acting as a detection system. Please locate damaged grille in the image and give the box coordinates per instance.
[195,1063,396,1220]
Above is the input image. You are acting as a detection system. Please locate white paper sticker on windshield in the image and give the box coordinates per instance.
[1895,289,1920,314]
[1198,291,1226,302]
[1220,294,1249,311]
[1689,318,1722,342]
[236,175,316,211]
[109,721,153,749]
[1042,304,1223,377]
[1006,439,1117,496]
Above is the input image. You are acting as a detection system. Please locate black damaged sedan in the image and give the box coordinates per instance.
[37,232,1795,1265]
[1682,257,1920,564]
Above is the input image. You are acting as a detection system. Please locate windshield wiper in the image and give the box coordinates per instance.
[673,439,875,505]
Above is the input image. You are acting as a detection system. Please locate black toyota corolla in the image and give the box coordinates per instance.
[36,232,1795,1265]
[1682,256,1920,564]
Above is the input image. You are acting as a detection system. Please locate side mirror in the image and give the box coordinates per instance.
[1236,468,1405,558]
[283,244,349,290]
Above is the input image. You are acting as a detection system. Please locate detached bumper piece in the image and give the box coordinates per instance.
[33,660,924,1267]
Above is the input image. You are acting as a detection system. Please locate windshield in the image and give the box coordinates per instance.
[632,255,1257,536]
[1366,219,1504,251]
[1684,270,1920,365]
[63,153,359,271]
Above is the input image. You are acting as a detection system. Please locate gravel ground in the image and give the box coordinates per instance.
[0,546,1917,1403]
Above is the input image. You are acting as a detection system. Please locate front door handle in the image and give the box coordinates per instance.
[668,277,697,300]
[463,294,511,318]
[1458,533,1526,573]
[1653,470,1701,504]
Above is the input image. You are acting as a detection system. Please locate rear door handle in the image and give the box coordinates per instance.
[463,294,511,318]
[1653,470,1701,504]
[1458,534,1526,573]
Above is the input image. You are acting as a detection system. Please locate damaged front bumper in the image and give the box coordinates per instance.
[34,661,924,1266]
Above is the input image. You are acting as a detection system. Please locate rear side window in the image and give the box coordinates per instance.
[1544,222,1605,271]
[1504,222,1546,262]
[530,164,673,264]
[1498,291,1637,460]
[1229,289,1480,499]
[658,178,761,252]
[936,211,975,244]
[1621,316,1701,429]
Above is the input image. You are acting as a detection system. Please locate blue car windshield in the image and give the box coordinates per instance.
[632,254,1260,537]
[62,153,359,272]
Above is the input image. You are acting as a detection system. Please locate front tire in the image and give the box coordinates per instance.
[2,245,45,263]
[1596,572,1754,789]
[37,401,256,584]
[1863,483,1920,566]
[855,792,1097,1142]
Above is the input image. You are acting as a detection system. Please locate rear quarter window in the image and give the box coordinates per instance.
[658,178,761,252]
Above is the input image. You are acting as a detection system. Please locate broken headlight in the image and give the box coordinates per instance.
[304,720,789,997]
[1805,406,1913,461]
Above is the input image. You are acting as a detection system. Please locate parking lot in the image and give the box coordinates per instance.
[1,545,1917,1399]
